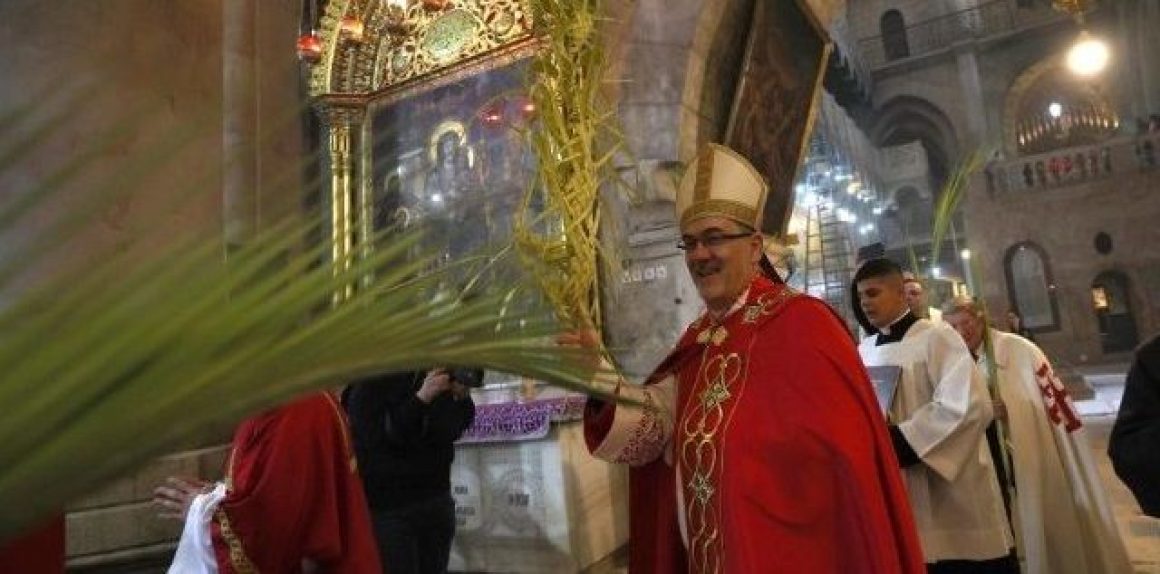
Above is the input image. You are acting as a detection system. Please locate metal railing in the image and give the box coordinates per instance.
[985,132,1160,195]
[857,0,1063,69]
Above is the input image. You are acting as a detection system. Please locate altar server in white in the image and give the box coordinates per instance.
[852,258,1017,574]
[943,296,1131,574]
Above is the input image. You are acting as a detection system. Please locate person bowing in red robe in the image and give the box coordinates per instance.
[569,144,925,574]
[154,391,381,573]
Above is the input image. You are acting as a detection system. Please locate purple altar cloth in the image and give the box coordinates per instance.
[457,394,587,444]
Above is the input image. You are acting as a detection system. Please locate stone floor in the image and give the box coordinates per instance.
[1085,414,1160,574]
[69,374,1159,574]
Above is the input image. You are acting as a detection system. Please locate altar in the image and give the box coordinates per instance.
[449,383,628,573]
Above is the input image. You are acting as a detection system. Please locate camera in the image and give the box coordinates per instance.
[449,367,485,389]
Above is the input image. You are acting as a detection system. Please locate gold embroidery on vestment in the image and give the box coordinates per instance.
[679,351,743,574]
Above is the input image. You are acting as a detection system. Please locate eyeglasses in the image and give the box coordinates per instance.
[676,231,753,252]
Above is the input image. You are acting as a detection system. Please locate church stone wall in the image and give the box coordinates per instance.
[965,146,1160,365]
[0,0,310,568]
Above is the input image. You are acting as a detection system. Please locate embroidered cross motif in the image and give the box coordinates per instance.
[742,303,764,323]
[689,472,715,506]
[1034,363,1083,432]
[700,381,732,409]
[742,288,798,324]
[696,326,728,346]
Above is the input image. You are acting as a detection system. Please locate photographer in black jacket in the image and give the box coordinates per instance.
[343,368,479,574]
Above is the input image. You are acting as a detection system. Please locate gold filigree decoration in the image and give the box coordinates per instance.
[679,351,745,574]
[689,471,716,506]
[741,287,798,324]
[306,0,531,97]
[699,381,731,410]
[696,325,729,346]
[306,0,532,97]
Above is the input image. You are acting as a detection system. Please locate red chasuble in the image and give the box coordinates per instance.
[0,515,65,573]
[211,392,381,574]
[586,276,924,573]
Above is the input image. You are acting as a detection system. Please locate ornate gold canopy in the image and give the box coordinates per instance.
[306,0,533,98]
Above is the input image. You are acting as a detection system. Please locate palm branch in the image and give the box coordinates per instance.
[516,0,626,338]
[928,147,1013,492]
[0,100,606,539]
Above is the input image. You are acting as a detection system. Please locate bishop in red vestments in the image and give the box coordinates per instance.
[579,144,924,574]
[157,391,381,573]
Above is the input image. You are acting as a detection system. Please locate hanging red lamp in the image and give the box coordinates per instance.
[297,31,323,63]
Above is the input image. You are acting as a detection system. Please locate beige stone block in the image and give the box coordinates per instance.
[72,456,199,511]
[622,42,691,106]
[71,446,229,510]
[620,102,683,160]
[630,0,701,46]
[67,501,181,558]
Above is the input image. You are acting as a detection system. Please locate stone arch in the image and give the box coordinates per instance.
[870,95,960,188]
[677,0,755,161]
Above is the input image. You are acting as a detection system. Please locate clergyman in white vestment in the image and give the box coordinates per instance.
[943,297,1132,574]
[853,258,1016,574]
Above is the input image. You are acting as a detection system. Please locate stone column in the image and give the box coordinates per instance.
[1138,0,1160,115]
[954,46,988,148]
[222,0,258,252]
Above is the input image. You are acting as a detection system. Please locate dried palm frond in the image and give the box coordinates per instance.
[930,148,986,262]
[516,0,625,335]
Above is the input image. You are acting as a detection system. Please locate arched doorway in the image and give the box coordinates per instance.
[1091,271,1139,353]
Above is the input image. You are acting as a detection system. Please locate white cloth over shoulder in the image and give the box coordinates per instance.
[859,319,1012,563]
[168,482,227,574]
[984,330,1131,574]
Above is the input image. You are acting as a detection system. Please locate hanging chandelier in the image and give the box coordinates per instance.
[1053,0,1109,77]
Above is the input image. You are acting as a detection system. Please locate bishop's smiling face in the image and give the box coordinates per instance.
[680,216,762,315]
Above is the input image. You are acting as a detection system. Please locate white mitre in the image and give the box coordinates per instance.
[676,143,769,229]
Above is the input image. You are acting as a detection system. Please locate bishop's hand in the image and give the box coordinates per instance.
[557,328,623,398]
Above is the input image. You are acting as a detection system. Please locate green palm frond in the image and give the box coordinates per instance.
[930,148,987,263]
[0,113,606,540]
[0,212,604,536]
[928,147,1012,495]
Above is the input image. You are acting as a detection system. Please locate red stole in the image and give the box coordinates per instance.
[212,392,381,574]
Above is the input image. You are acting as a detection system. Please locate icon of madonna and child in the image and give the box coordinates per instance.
[371,60,552,285]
